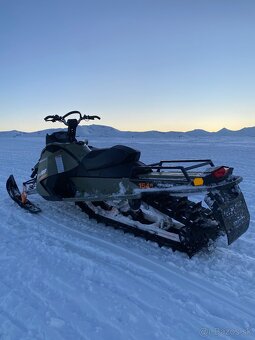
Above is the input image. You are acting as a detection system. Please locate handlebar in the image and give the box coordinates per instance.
[44,111,101,126]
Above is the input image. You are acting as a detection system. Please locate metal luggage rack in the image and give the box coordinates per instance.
[134,159,215,183]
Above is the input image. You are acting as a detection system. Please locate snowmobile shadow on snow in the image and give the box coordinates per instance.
[6,111,250,257]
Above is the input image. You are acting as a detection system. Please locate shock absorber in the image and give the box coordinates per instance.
[128,199,141,211]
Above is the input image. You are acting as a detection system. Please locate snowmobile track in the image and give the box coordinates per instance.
[75,201,188,254]
[75,199,219,258]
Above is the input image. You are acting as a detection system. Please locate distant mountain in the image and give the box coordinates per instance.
[216,126,255,137]
[0,130,28,137]
[0,125,255,138]
[185,129,212,137]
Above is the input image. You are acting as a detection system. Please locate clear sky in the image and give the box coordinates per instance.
[0,0,254,132]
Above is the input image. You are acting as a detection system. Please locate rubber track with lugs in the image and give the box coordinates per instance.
[75,196,220,257]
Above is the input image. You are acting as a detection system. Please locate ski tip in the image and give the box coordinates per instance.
[6,174,20,195]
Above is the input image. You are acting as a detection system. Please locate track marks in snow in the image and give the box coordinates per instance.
[3,202,254,338]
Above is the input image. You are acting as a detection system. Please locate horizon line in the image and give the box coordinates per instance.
[0,124,255,134]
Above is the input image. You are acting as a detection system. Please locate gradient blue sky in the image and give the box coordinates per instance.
[0,0,254,132]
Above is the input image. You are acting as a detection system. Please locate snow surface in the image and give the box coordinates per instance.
[0,136,254,340]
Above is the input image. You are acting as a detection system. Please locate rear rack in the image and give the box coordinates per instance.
[133,159,215,183]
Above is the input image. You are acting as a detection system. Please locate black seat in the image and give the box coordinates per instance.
[83,145,140,170]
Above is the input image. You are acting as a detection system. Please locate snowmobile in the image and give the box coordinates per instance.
[6,110,250,256]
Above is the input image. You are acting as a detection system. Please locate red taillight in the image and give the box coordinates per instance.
[212,166,230,179]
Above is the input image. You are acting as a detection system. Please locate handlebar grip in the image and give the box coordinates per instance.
[44,115,53,121]
[44,115,61,122]
[83,115,101,120]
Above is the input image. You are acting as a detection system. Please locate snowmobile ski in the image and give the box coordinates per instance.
[6,175,41,213]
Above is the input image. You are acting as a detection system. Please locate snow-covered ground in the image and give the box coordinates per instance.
[0,136,254,340]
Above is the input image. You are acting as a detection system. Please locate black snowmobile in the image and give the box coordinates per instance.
[6,111,250,256]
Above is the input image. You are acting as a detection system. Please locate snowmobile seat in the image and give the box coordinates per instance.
[83,145,140,171]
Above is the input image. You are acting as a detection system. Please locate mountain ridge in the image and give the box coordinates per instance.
[0,125,255,138]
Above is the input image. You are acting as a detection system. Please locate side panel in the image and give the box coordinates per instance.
[36,143,89,199]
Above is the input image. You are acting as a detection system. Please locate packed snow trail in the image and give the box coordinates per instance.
[0,136,254,339]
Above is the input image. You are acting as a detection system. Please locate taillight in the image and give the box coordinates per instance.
[212,166,230,179]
